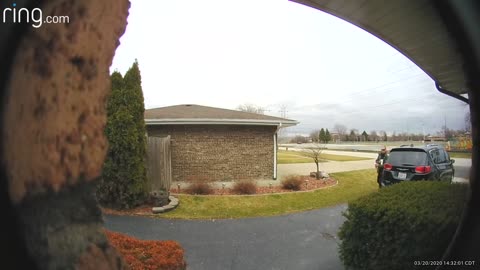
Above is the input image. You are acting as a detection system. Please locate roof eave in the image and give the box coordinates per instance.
[145,118,299,127]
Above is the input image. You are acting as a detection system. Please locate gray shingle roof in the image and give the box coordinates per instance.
[144,104,298,127]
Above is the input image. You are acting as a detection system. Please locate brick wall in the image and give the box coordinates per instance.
[147,125,276,182]
[1,0,130,268]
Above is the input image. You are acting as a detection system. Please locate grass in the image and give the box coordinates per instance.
[161,169,378,219]
[277,150,371,164]
[448,152,472,159]
[278,151,316,164]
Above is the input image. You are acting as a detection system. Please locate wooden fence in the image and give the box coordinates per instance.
[146,136,172,193]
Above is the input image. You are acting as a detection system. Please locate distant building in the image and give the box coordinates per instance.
[329,132,341,143]
[424,135,447,142]
[447,133,472,151]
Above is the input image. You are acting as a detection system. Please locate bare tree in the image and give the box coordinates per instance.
[465,111,472,133]
[370,130,378,142]
[237,104,265,114]
[380,130,388,141]
[333,124,347,141]
[349,129,358,142]
[307,144,325,180]
[391,131,397,141]
[441,126,456,140]
[290,135,308,144]
[309,130,320,143]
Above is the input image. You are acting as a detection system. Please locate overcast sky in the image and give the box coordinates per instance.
[110,0,469,136]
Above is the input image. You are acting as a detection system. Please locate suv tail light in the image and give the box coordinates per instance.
[415,166,432,174]
[384,163,392,171]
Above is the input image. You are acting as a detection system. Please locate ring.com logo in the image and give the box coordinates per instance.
[2,3,70,28]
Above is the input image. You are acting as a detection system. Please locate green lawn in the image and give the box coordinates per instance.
[161,169,378,219]
[278,151,316,164]
[448,152,472,159]
[277,150,371,164]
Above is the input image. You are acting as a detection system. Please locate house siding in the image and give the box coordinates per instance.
[146,125,276,182]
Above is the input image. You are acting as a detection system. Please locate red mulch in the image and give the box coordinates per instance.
[102,206,153,216]
[172,176,337,195]
[105,230,187,270]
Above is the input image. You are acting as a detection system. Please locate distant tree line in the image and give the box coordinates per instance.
[289,122,470,144]
[308,128,331,143]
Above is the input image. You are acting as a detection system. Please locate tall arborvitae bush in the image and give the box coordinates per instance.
[97,61,148,209]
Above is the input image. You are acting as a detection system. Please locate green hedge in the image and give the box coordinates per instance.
[96,61,148,209]
[338,181,468,270]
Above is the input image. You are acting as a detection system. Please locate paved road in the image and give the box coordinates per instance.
[104,204,348,270]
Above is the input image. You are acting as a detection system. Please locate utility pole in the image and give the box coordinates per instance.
[444,115,447,139]
[407,120,410,141]
[279,105,288,118]
[422,122,425,142]
[277,105,288,139]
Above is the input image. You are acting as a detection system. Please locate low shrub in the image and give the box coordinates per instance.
[281,175,303,191]
[232,181,257,194]
[105,230,187,270]
[338,181,468,270]
[185,182,213,195]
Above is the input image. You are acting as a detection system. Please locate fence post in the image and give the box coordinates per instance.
[146,136,172,206]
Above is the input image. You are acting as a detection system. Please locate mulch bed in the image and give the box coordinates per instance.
[105,230,187,270]
[172,176,337,195]
[102,206,154,216]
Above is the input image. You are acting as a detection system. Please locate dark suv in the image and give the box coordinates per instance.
[381,144,455,186]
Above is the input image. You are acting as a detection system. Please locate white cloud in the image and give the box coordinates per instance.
[110,0,468,135]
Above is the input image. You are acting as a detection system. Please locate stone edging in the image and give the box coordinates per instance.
[152,196,179,214]
[170,179,339,197]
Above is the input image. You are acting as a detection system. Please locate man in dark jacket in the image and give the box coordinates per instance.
[375,146,388,188]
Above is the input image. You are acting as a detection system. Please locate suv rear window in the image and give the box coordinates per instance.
[430,149,449,164]
[387,150,428,166]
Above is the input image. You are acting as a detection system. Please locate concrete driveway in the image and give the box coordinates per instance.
[104,204,347,270]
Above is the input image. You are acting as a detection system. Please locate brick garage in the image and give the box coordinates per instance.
[145,105,298,182]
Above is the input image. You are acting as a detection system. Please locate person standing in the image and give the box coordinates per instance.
[375,146,388,188]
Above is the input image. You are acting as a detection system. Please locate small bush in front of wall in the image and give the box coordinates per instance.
[338,181,468,270]
[185,182,213,195]
[232,181,257,194]
[281,175,303,191]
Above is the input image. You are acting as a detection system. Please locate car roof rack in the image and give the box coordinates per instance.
[399,144,414,147]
